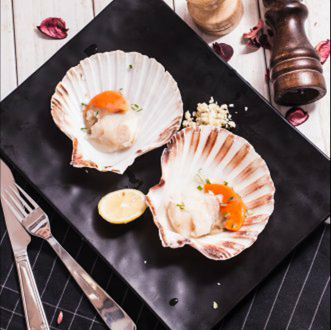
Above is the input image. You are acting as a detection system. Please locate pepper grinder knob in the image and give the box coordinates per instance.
[264,0,327,106]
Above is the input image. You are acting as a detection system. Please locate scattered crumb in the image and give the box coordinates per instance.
[144,260,147,264]
[229,104,234,108]
[244,107,249,111]
[57,311,63,325]
[235,111,238,114]
[85,170,89,174]
[217,283,221,286]
[183,97,236,129]
[213,301,219,310]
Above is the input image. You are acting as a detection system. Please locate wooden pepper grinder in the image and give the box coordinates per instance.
[187,0,244,36]
[264,0,327,106]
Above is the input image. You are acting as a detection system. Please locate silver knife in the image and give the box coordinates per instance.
[0,160,49,330]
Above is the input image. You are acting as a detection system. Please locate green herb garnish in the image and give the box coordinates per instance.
[224,212,230,218]
[131,103,143,112]
[206,179,212,184]
[224,181,229,186]
[176,203,185,210]
[228,196,235,203]
[94,111,99,117]
[81,102,87,107]
[81,127,89,133]
[129,64,134,69]
[197,186,203,191]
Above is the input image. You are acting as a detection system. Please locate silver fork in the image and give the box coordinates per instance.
[3,183,137,330]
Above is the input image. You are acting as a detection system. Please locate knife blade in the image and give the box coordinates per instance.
[0,159,50,330]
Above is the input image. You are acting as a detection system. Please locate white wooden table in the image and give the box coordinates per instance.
[1,0,330,157]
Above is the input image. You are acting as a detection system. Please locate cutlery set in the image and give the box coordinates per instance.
[0,160,136,330]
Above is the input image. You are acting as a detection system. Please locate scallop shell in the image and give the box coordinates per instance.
[147,127,276,261]
[51,51,183,174]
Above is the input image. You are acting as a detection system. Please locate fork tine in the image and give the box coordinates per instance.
[9,186,33,213]
[14,183,38,209]
[5,188,28,217]
[1,193,24,221]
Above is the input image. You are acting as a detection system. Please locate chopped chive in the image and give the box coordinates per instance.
[197,186,203,191]
[206,179,212,184]
[176,203,185,210]
[81,102,87,107]
[228,196,235,203]
[95,111,99,117]
[81,127,89,133]
[223,181,229,186]
[129,64,134,69]
[131,103,143,112]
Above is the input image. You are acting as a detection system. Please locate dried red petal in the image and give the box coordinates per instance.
[285,108,309,127]
[243,20,265,49]
[315,39,330,65]
[212,43,234,62]
[37,18,69,39]
[243,20,264,40]
[57,311,63,325]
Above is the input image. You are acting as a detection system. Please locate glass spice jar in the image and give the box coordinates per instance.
[187,0,244,36]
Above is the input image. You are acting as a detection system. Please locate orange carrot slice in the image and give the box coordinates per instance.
[204,183,247,232]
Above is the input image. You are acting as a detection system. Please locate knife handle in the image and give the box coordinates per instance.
[15,253,50,330]
[47,236,136,330]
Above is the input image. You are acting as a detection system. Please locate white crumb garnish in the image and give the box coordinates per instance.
[229,104,234,108]
[217,283,221,286]
[245,107,249,111]
[144,260,147,264]
[183,98,236,130]
[213,301,219,310]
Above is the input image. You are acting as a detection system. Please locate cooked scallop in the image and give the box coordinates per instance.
[51,51,183,174]
[147,127,276,261]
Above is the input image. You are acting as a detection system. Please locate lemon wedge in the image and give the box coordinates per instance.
[98,189,147,224]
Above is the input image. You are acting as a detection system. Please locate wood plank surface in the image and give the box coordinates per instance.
[258,0,330,155]
[305,0,330,156]
[93,0,174,15]
[0,0,18,100]
[93,0,114,15]
[11,0,94,85]
[174,0,270,104]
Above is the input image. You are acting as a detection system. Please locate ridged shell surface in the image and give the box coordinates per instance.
[51,51,183,174]
[147,127,276,260]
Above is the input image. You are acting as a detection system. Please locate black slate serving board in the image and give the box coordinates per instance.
[1,0,330,329]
